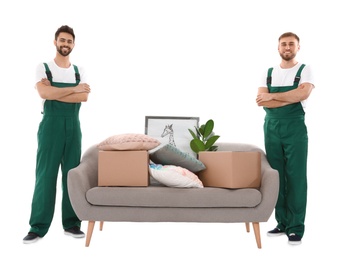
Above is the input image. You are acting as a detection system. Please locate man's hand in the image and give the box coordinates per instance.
[41,78,51,86]
[256,92,272,104]
[74,83,91,93]
[256,87,291,108]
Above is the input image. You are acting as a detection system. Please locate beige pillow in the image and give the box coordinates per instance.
[98,133,160,151]
[149,164,204,188]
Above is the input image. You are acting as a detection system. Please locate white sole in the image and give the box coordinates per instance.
[267,233,285,237]
[64,231,85,238]
[288,240,302,245]
[23,237,40,244]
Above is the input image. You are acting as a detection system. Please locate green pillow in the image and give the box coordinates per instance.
[149,144,206,173]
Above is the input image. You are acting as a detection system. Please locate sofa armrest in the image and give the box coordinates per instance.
[68,144,99,219]
[217,142,279,221]
[257,152,279,221]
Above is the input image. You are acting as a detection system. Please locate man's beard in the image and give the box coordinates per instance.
[280,52,296,61]
[57,46,72,57]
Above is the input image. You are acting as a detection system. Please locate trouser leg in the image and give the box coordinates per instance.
[29,116,64,237]
[61,116,82,230]
[283,119,308,237]
[264,118,287,232]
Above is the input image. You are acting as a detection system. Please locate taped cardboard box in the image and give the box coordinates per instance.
[198,151,261,188]
[98,150,149,187]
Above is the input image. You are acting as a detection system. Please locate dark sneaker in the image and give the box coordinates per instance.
[288,233,302,245]
[64,226,85,238]
[23,232,40,244]
[267,227,285,237]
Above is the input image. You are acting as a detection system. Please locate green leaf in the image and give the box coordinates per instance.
[209,145,219,151]
[188,129,197,139]
[205,135,220,150]
[198,124,205,136]
[194,126,202,139]
[190,139,206,153]
[203,119,214,139]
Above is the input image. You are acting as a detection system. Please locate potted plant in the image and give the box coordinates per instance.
[188,119,220,154]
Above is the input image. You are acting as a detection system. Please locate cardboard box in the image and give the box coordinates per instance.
[98,150,149,186]
[198,151,261,188]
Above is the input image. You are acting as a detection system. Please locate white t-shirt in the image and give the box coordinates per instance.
[35,60,87,84]
[260,62,315,109]
[35,60,87,111]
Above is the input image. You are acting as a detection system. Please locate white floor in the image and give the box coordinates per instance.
[9,209,341,260]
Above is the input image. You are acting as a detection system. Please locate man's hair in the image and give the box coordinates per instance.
[55,25,75,41]
[279,32,299,43]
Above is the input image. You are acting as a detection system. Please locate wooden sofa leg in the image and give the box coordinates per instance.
[245,222,250,232]
[100,221,104,231]
[85,221,95,247]
[252,222,262,249]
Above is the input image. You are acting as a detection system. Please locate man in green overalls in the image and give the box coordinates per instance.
[256,32,315,245]
[23,25,91,244]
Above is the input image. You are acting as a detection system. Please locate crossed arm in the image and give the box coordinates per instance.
[36,78,91,103]
[256,83,314,108]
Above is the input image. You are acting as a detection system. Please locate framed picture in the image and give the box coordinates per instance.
[145,116,199,157]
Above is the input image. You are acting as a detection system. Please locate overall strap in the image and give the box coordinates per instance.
[73,65,81,84]
[43,63,80,84]
[43,63,53,83]
[293,64,306,87]
[266,67,273,87]
[267,64,306,88]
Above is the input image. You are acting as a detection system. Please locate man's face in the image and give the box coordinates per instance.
[55,32,74,57]
[278,36,300,61]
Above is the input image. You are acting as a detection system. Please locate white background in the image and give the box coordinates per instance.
[1,0,344,259]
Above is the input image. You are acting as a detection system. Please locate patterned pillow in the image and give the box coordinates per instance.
[149,144,206,173]
[149,164,203,188]
[98,133,160,151]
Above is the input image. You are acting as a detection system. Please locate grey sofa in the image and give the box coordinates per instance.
[68,142,279,248]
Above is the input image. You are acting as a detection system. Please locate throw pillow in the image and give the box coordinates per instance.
[98,133,160,151]
[149,144,206,173]
[149,164,204,188]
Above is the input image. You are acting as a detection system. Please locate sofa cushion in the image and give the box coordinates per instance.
[149,144,206,172]
[149,164,203,188]
[98,133,160,151]
[86,186,262,208]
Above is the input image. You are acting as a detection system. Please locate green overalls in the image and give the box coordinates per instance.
[29,63,82,237]
[263,64,307,238]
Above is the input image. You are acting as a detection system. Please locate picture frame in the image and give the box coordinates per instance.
[145,116,200,157]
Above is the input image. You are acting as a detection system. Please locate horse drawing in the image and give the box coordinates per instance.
[161,124,176,146]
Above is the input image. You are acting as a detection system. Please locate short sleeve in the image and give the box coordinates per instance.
[35,63,46,84]
[301,64,315,87]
